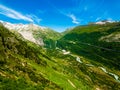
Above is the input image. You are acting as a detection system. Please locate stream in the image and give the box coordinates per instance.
[100,67,120,82]
[65,52,120,83]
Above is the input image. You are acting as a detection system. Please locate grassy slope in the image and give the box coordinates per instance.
[0,23,120,90]
[0,24,61,90]
[57,22,120,89]
[58,22,120,70]
[0,24,93,90]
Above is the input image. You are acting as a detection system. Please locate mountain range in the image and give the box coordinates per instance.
[0,20,120,90]
[0,20,61,47]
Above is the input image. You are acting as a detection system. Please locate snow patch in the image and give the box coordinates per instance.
[95,20,114,25]
[96,21,106,25]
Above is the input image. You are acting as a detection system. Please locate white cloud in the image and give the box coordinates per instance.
[46,1,80,25]
[67,14,80,24]
[26,14,42,24]
[96,17,102,21]
[0,4,41,23]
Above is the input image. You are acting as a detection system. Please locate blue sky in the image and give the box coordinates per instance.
[0,0,120,32]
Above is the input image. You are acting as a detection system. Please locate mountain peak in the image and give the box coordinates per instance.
[0,20,61,47]
[0,20,47,31]
[95,20,114,25]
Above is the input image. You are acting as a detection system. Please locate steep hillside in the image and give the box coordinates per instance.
[0,23,62,89]
[58,22,120,70]
[0,20,61,47]
[0,23,120,90]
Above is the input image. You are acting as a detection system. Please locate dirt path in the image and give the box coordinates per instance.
[67,79,76,88]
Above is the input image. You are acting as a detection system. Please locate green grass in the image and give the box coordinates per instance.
[58,22,120,70]
[0,23,120,90]
[25,56,92,90]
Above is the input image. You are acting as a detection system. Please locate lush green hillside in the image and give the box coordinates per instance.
[0,24,62,89]
[58,22,120,70]
[33,28,62,48]
[0,23,120,90]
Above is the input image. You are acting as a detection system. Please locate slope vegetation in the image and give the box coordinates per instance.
[0,23,120,90]
[58,22,120,70]
[0,24,61,89]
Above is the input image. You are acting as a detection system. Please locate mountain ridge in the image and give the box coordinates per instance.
[0,20,61,47]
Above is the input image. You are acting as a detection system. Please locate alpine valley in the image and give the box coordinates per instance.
[0,20,120,90]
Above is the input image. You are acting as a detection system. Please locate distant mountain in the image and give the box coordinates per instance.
[95,20,115,25]
[0,20,61,47]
